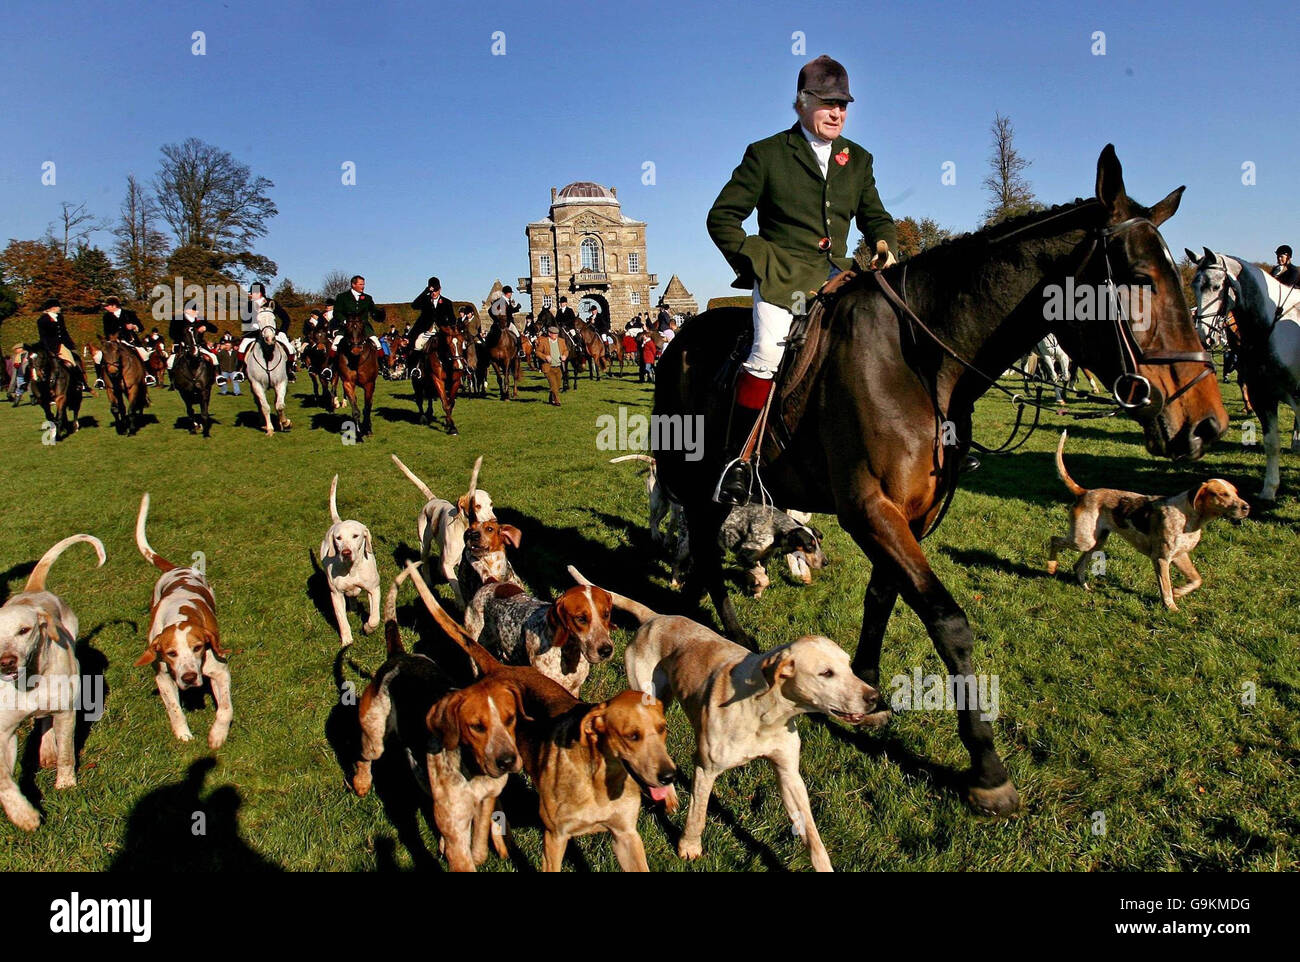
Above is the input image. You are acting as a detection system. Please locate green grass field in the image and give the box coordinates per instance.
[1,354,1297,872]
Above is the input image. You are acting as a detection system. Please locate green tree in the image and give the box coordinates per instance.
[71,244,121,305]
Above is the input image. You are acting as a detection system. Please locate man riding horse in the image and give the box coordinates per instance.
[35,298,93,395]
[707,54,898,505]
[238,283,296,377]
[407,275,456,375]
[168,302,220,371]
[331,275,385,349]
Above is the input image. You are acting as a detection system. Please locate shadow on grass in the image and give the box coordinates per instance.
[107,758,283,871]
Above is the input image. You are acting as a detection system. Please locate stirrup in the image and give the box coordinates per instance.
[94,378,105,389]
[144,375,157,386]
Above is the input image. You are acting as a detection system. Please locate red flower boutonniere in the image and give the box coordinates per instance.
[834,148,850,166]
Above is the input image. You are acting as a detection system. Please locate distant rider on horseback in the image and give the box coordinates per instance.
[706,54,897,505]
[238,282,296,376]
[36,297,94,395]
[407,275,456,375]
[169,302,220,369]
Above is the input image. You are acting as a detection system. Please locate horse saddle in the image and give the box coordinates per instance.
[721,270,862,464]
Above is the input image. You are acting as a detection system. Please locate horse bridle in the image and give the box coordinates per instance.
[1090,216,1216,411]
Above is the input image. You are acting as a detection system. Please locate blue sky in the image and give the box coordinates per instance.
[2,0,1294,307]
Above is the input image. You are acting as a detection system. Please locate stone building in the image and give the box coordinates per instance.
[518,181,659,332]
[658,274,698,317]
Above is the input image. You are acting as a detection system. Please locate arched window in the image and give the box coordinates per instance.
[538,253,552,276]
[580,237,601,271]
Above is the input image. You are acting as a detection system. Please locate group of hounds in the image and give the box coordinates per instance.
[0,431,1252,870]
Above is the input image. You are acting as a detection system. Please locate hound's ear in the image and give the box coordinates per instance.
[507,682,534,724]
[546,603,571,653]
[205,629,229,659]
[363,529,373,559]
[1148,185,1184,227]
[319,534,333,560]
[499,525,522,549]
[760,649,795,688]
[1193,482,1213,515]
[134,645,157,667]
[456,494,471,516]
[35,609,61,646]
[427,691,463,750]
[580,704,608,751]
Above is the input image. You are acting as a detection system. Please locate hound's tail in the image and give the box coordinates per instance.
[135,493,175,572]
[329,474,342,525]
[382,563,418,657]
[567,566,658,625]
[391,454,435,501]
[25,534,106,593]
[464,456,484,519]
[609,454,655,466]
[1055,431,1087,497]
[404,561,503,676]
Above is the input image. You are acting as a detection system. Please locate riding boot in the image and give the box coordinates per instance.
[713,371,773,506]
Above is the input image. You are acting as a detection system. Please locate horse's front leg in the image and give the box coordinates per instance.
[683,500,756,650]
[836,498,1018,815]
[851,563,901,724]
[1257,396,1281,501]
[362,381,374,436]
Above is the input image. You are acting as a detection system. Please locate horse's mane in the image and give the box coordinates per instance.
[899,198,1100,271]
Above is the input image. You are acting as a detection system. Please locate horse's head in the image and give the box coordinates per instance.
[1185,247,1239,332]
[1056,145,1227,460]
[257,308,278,344]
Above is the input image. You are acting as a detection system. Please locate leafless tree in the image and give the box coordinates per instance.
[112,175,171,301]
[47,201,103,257]
[320,270,352,299]
[981,113,1041,226]
[153,137,277,254]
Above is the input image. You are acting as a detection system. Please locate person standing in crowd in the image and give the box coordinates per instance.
[537,324,568,406]
[217,339,242,395]
[639,331,658,382]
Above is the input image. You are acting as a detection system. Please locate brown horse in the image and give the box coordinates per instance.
[573,318,609,380]
[27,345,82,440]
[336,316,378,436]
[485,317,520,400]
[99,336,150,436]
[654,146,1228,818]
[147,345,168,389]
[414,324,467,434]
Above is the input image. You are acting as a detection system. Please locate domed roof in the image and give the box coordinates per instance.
[554,181,619,207]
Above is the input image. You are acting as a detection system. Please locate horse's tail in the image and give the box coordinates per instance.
[567,566,658,625]
[382,563,415,657]
[1055,431,1087,497]
[24,534,106,593]
[135,493,176,572]
[390,454,435,501]
[404,560,503,676]
[329,474,343,525]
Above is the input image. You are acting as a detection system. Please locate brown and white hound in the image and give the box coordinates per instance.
[135,493,232,748]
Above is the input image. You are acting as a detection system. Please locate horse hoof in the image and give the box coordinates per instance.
[967,780,1020,817]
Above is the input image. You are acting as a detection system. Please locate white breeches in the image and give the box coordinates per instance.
[331,334,382,350]
[168,349,218,369]
[414,331,435,351]
[743,283,795,379]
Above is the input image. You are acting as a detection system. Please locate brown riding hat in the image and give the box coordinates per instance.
[798,54,853,103]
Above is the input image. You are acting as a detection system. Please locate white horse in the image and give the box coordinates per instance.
[1188,247,1300,500]
[244,312,292,437]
